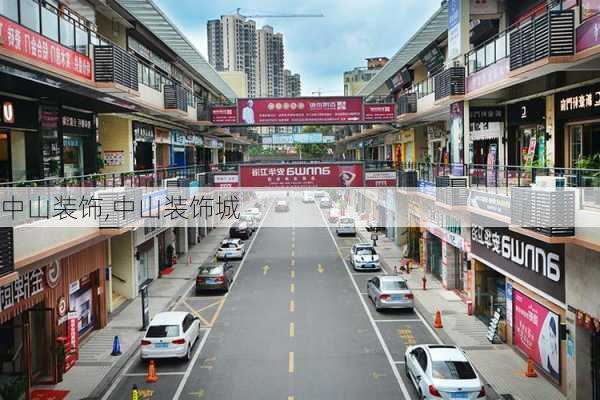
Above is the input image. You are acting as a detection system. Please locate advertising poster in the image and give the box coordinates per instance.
[237,97,363,125]
[513,289,560,381]
[486,143,497,187]
[210,106,238,124]
[239,163,364,188]
[450,102,464,175]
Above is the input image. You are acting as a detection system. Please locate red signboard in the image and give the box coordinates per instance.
[237,97,363,125]
[239,163,364,187]
[211,106,238,124]
[364,104,396,122]
[365,171,397,187]
[0,16,92,80]
[65,311,79,372]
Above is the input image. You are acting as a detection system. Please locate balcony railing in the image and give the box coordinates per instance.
[434,67,465,100]
[94,45,139,91]
[411,76,435,99]
[509,9,575,71]
[466,29,510,76]
[0,228,14,278]
[397,93,417,115]
[164,84,189,112]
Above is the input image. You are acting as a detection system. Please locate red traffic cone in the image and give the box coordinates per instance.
[146,359,159,383]
[525,357,538,378]
[434,310,443,329]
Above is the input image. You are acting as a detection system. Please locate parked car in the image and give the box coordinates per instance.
[216,238,245,260]
[319,196,332,208]
[328,208,341,223]
[195,262,234,293]
[336,216,356,236]
[230,221,251,240]
[275,200,289,212]
[302,191,315,203]
[350,243,381,271]
[239,214,257,232]
[244,207,261,221]
[367,275,413,310]
[140,312,200,361]
[405,344,486,399]
[313,190,327,198]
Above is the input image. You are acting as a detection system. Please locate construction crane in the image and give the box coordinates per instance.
[235,8,324,19]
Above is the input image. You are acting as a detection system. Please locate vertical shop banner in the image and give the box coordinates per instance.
[506,282,513,326]
[448,0,462,60]
[450,102,464,175]
[513,289,560,381]
[65,311,79,372]
[0,16,92,80]
[486,143,497,186]
[239,163,364,187]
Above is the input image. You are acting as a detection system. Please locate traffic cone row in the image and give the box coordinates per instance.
[433,310,443,329]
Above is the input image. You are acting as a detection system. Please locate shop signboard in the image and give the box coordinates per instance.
[239,163,364,188]
[471,215,565,303]
[0,15,92,80]
[468,190,511,216]
[513,289,560,381]
[555,82,600,120]
[64,311,79,372]
[133,122,154,142]
[365,171,397,187]
[213,173,239,188]
[508,99,546,125]
[0,268,45,313]
[211,106,238,124]
[0,96,38,130]
[272,134,294,145]
[466,58,510,93]
[364,103,396,122]
[448,0,462,60]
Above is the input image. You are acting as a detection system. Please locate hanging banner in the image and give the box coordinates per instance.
[364,104,396,122]
[448,0,462,60]
[239,163,364,188]
[513,289,560,381]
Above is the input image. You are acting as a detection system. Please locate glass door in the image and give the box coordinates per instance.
[27,307,54,384]
[63,135,84,177]
[569,125,583,168]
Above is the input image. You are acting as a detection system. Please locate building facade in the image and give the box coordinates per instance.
[343,57,389,96]
[284,69,302,97]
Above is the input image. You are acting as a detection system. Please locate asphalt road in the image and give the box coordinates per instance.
[104,194,442,400]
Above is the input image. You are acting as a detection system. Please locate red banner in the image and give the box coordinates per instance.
[364,103,396,122]
[237,97,363,125]
[211,106,238,124]
[239,163,364,187]
[365,171,397,187]
[0,16,92,80]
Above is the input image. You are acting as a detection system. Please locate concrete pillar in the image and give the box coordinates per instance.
[176,222,189,254]
[444,244,458,290]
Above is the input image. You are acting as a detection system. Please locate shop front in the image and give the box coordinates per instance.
[471,214,566,391]
[507,98,547,167]
[426,122,449,165]
[61,108,96,178]
[154,128,171,168]
[393,129,416,167]
[0,242,108,397]
[133,122,155,171]
[469,106,504,184]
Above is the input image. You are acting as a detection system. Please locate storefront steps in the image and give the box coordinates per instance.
[355,226,566,400]
[34,227,228,400]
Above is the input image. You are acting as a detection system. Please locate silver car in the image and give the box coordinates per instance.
[367,275,414,311]
[336,217,356,236]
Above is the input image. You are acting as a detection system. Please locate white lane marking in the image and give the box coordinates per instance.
[317,207,412,400]
[394,361,406,365]
[171,200,274,400]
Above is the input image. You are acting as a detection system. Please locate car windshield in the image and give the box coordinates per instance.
[221,243,238,249]
[431,360,477,380]
[198,265,224,275]
[356,248,375,255]
[381,280,408,290]
[340,218,354,224]
[146,325,180,338]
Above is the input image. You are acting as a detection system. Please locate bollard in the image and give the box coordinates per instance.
[406,261,411,274]
[111,335,122,356]
[422,275,427,291]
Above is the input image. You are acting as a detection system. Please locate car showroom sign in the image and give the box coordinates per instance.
[211,97,396,126]
[239,163,364,188]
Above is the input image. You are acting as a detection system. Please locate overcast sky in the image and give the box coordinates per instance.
[154,0,443,96]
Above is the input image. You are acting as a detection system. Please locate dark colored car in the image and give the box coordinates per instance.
[195,263,234,293]
[230,221,251,240]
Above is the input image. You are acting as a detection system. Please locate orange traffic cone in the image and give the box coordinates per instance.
[146,359,159,383]
[525,357,538,378]
[433,310,443,328]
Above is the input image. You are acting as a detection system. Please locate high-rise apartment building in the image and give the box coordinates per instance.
[208,14,257,97]
[284,69,302,97]
[343,57,389,96]
[208,16,294,99]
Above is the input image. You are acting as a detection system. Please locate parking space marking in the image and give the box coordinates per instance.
[289,351,295,373]
[291,249,295,258]
[289,322,295,337]
[394,361,406,365]
[397,328,417,346]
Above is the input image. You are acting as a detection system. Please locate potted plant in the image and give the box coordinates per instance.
[0,373,27,400]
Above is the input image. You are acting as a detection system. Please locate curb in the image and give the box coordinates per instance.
[84,230,226,400]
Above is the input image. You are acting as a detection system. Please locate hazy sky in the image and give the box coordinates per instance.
[154,0,442,96]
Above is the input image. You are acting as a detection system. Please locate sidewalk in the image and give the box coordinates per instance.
[356,226,566,400]
[40,227,227,400]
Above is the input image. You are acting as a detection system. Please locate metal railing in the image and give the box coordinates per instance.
[465,29,510,76]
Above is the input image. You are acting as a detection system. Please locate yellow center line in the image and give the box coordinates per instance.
[290,270,295,279]
[289,322,295,337]
[289,352,294,373]
[289,300,295,312]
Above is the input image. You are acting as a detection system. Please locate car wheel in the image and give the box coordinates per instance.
[183,345,191,362]
[404,356,410,378]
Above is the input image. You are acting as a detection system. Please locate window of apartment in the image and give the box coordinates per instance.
[41,3,59,42]
[21,0,41,32]
[0,0,19,21]
[75,23,89,55]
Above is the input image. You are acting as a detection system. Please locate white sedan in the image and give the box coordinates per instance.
[405,344,486,399]
[141,312,200,361]
[216,238,245,260]
[244,207,262,221]
[336,217,356,236]
[350,243,380,271]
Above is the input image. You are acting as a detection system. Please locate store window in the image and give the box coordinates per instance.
[569,124,600,168]
[21,0,40,32]
[63,136,84,177]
